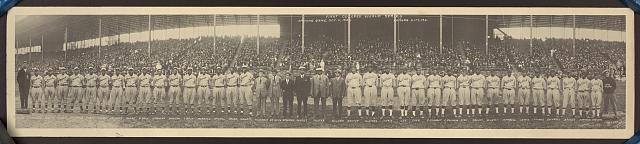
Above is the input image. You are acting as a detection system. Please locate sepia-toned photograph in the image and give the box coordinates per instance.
[5,7,634,138]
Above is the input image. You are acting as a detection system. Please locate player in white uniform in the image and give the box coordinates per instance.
[167,68,182,114]
[196,67,211,114]
[238,66,254,115]
[517,72,532,114]
[561,72,577,116]
[590,75,603,118]
[411,69,426,117]
[212,67,226,114]
[362,68,378,116]
[138,68,152,113]
[84,67,98,113]
[29,69,44,113]
[109,68,125,114]
[43,69,57,113]
[486,73,500,115]
[547,72,561,116]
[442,71,457,117]
[470,71,485,116]
[396,69,412,117]
[531,73,546,115]
[379,68,396,117]
[501,72,516,115]
[68,67,85,113]
[427,70,442,117]
[55,67,69,113]
[183,67,197,114]
[457,71,471,117]
[345,68,363,117]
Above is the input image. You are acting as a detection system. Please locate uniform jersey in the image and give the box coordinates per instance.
[139,74,152,87]
[125,74,138,87]
[532,77,546,89]
[85,74,98,87]
[443,75,456,88]
[363,72,378,87]
[427,75,441,88]
[591,79,603,92]
[457,75,470,87]
[345,73,363,88]
[153,74,166,87]
[470,74,485,88]
[577,78,590,91]
[487,76,500,88]
[517,76,531,89]
[31,75,43,87]
[562,77,576,89]
[44,75,56,87]
[183,74,197,87]
[239,72,253,86]
[98,74,110,87]
[501,75,516,89]
[197,74,210,87]
[547,76,560,89]
[70,74,84,87]
[213,74,226,87]
[380,73,395,87]
[226,73,239,86]
[56,74,69,86]
[168,74,181,87]
[397,73,411,87]
[411,74,426,89]
[111,75,124,87]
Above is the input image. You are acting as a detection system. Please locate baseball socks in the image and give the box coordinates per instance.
[347,106,351,116]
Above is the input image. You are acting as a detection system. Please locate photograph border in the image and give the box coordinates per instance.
[5,7,635,138]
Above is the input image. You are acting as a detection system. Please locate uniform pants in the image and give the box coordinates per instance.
[84,87,96,109]
[380,87,394,106]
[532,89,545,106]
[562,88,576,108]
[168,87,182,107]
[487,88,499,105]
[152,87,165,108]
[577,91,590,109]
[471,88,484,106]
[239,86,253,106]
[196,86,210,108]
[458,87,471,106]
[226,86,238,107]
[110,87,124,108]
[183,87,196,107]
[397,87,410,106]
[412,88,425,107]
[68,87,84,108]
[591,91,602,109]
[97,87,110,108]
[212,87,225,108]
[125,87,138,108]
[29,87,43,109]
[547,89,560,107]
[442,88,456,107]
[518,88,530,106]
[503,88,515,105]
[363,86,377,107]
[44,87,56,108]
[427,88,441,107]
[346,87,361,106]
[138,87,151,108]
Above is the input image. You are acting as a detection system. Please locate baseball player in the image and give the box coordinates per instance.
[379,68,396,117]
[196,67,210,114]
[97,68,110,113]
[123,68,138,114]
[576,74,591,117]
[457,70,471,117]
[225,68,239,114]
[397,69,411,117]
[442,71,457,117]
[362,68,378,117]
[531,73,546,115]
[55,67,69,113]
[239,66,254,116]
[84,67,98,113]
[137,68,152,113]
[29,69,43,113]
[590,74,603,118]
[109,68,125,113]
[269,69,282,116]
[411,69,427,117]
[68,67,85,113]
[345,68,363,117]
[183,67,197,114]
[212,67,226,114]
[152,68,167,114]
[547,71,561,116]
[43,69,57,113]
[486,72,500,115]
[501,71,516,114]
[167,68,182,114]
[427,70,443,117]
[470,71,485,116]
[517,71,532,114]
[562,72,577,116]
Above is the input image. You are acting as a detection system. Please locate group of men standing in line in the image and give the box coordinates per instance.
[17,63,619,119]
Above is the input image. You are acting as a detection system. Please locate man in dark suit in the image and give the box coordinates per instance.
[295,66,311,117]
[17,64,30,109]
[280,71,295,118]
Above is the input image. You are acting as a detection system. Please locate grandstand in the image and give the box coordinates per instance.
[15,15,625,76]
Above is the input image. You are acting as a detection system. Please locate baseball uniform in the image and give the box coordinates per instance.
[427,74,442,107]
[380,73,395,107]
[411,74,426,107]
[532,77,546,107]
[124,74,139,109]
[363,72,378,107]
[517,75,531,106]
[397,73,411,107]
[577,78,590,109]
[457,74,471,106]
[29,75,44,110]
[55,73,69,110]
[84,73,98,110]
[43,75,57,110]
[547,76,561,108]
[501,75,516,105]
[470,74,485,106]
[97,74,111,109]
[239,72,254,106]
[486,75,500,106]
[345,72,363,107]
[590,79,603,109]
[442,75,457,107]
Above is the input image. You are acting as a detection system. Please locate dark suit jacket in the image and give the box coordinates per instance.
[280,79,295,98]
[17,69,30,90]
[294,75,311,98]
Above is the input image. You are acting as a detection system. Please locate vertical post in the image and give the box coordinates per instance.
[148,15,152,57]
[572,15,576,56]
[439,15,443,54]
[301,14,305,53]
[451,16,454,52]
[393,14,397,54]
[257,15,260,55]
[41,34,44,61]
[64,27,68,59]
[213,15,217,53]
[485,15,488,55]
[348,14,351,53]
[529,15,533,55]
[29,37,32,62]
[98,16,102,58]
